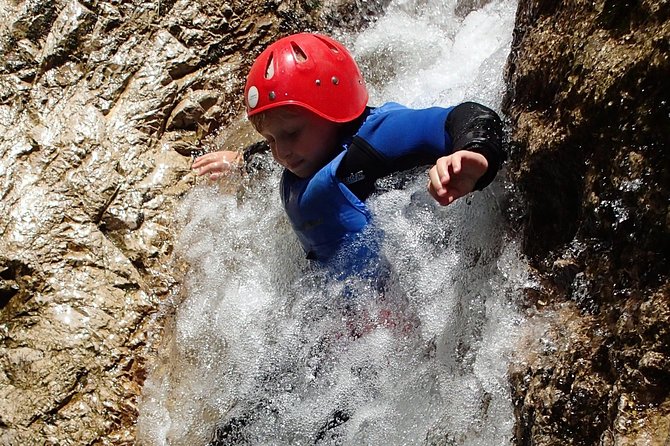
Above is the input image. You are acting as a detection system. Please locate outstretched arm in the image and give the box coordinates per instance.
[334,102,504,203]
[192,151,243,180]
[427,102,505,206]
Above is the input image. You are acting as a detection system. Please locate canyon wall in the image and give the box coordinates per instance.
[503,0,669,443]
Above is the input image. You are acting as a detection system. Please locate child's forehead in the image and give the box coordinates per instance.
[260,106,312,126]
[267,106,308,120]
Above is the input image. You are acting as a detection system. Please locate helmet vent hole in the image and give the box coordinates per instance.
[264,54,275,79]
[314,35,340,54]
[291,43,308,62]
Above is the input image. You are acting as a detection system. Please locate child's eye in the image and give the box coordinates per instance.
[285,129,300,139]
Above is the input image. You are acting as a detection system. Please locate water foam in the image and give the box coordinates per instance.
[137,0,526,444]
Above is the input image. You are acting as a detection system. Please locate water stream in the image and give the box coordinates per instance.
[136,0,531,444]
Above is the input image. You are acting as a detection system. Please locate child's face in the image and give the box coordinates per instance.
[256,106,342,178]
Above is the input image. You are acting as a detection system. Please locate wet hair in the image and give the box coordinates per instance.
[248,112,266,133]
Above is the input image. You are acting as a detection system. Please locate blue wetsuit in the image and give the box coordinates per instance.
[279,101,504,266]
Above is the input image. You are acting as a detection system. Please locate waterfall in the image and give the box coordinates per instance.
[136,0,531,444]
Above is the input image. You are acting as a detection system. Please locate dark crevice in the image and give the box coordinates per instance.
[0,260,35,311]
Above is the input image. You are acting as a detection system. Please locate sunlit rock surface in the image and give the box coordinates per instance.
[503,0,669,443]
[0,0,388,444]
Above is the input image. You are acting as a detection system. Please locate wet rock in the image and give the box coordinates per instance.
[39,0,97,73]
[504,0,669,443]
[166,89,222,132]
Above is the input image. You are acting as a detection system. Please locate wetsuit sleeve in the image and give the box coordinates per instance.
[446,102,505,190]
[336,135,438,200]
[336,105,452,200]
[336,102,505,200]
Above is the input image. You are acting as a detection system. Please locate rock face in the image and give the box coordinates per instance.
[503,0,669,444]
[0,0,387,444]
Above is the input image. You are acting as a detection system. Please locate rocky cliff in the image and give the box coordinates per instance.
[503,0,669,443]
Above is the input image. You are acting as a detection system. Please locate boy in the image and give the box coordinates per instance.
[193,33,504,264]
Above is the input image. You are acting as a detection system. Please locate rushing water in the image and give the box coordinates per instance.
[136,0,529,444]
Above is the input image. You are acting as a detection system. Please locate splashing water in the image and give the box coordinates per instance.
[136,0,529,444]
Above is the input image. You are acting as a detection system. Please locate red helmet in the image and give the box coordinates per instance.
[244,33,368,123]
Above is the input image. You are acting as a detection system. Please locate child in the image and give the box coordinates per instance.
[193,32,505,265]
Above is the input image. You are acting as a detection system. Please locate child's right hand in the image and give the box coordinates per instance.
[192,150,243,180]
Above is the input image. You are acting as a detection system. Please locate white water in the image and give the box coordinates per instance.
[137,0,530,444]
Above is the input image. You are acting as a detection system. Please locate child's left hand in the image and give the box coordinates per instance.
[427,150,488,206]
